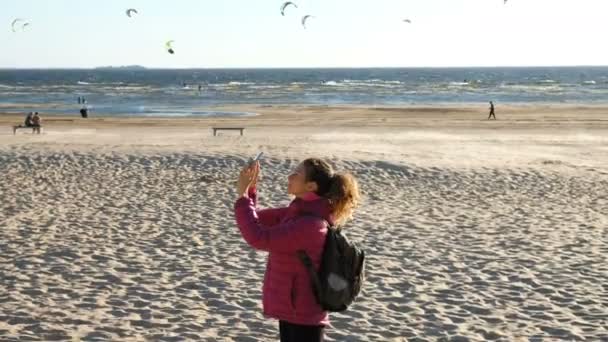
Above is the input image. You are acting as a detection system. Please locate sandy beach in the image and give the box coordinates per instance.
[1,105,607,341]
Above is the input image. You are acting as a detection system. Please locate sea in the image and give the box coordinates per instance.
[1,67,607,117]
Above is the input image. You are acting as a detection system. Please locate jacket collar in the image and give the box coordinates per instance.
[287,192,335,226]
[300,191,322,201]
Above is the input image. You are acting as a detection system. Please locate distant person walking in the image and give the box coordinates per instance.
[80,105,88,118]
[488,101,496,120]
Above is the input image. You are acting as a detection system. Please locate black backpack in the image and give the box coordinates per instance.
[297,223,366,312]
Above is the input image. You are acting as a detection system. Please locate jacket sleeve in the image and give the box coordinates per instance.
[234,196,322,252]
[248,186,287,227]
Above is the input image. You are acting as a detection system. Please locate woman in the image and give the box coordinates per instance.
[234,158,361,342]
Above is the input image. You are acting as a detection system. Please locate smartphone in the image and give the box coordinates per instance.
[249,152,264,166]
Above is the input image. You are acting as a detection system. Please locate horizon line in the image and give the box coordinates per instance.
[2,64,608,70]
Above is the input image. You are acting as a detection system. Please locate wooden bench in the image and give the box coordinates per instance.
[212,127,245,136]
[13,125,42,135]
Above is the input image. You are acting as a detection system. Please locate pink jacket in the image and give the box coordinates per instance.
[234,187,331,326]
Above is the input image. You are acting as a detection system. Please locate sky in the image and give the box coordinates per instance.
[1,0,607,68]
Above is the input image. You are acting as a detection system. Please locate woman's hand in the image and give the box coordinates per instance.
[237,161,259,198]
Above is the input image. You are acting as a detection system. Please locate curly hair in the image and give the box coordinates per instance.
[302,158,361,227]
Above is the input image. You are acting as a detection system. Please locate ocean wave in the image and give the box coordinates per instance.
[343,79,403,85]
[249,85,283,89]
[207,83,228,88]
[500,83,563,93]
[449,82,470,86]
[323,80,403,88]
[111,86,154,91]
[323,81,341,86]
[0,92,24,96]
[339,80,404,88]
[228,81,255,86]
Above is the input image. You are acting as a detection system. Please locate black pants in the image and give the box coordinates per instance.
[279,320,325,342]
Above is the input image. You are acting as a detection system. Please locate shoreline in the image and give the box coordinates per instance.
[1,104,607,130]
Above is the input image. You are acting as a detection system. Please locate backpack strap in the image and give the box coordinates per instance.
[297,250,323,305]
[296,216,333,306]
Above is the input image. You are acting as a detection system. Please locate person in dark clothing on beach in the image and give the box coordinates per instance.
[32,112,42,134]
[80,106,88,118]
[24,112,34,127]
[488,101,496,120]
